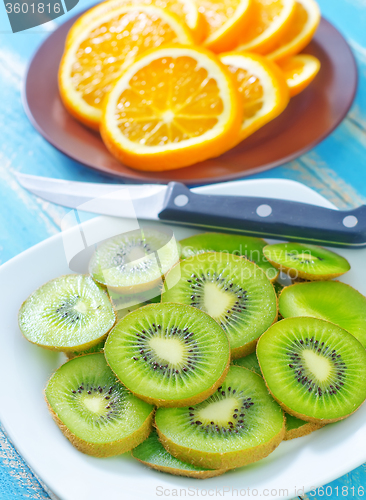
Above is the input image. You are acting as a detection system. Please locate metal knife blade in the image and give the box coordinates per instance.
[16,173,366,247]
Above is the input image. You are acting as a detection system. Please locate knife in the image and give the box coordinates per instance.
[16,173,366,248]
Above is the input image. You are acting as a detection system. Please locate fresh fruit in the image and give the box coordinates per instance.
[278,281,366,348]
[257,317,366,423]
[220,52,289,143]
[266,0,321,61]
[233,351,261,374]
[59,5,193,130]
[195,0,251,52]
[101,45,243,171]
[235,0,297,54]
[66,0,206,45]
[161,252,277,358]
[104,303,230,407]
[180,232,279,281]
[66,339,106,360]
[155,366,285,469]
[18,275,116,352]
[263,242,351,280]
[132,430,226,477]
[284,413,323,440]
[277,54,321,96]
[89,228,180,294]
[45,353,154,457]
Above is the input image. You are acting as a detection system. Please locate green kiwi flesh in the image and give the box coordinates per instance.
[132,430,226,478]
[279,281,366,348]
[18,275,116,352]
[89,228,180,293]
[180,233,279,281]
[263,243,350,280]
[257,317,366,423]
[155,366,284,470]
[284,414,323,441]
[233,352,261,375]
[45,353,154,457]
[161,252,278,358]
[104,303,230,407]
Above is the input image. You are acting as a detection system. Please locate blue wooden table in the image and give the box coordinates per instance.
[0,0,366,498]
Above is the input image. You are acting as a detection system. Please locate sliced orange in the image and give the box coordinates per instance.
[266,0,321,61]
[235,0,296,54]
[59,6,193,130]
[194,0,251,52]
[277,54,320,96]
[101,45,243,171]
[220,52,289,143]
[66,0,205,44]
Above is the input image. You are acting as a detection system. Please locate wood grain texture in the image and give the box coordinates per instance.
[0,0,365,497]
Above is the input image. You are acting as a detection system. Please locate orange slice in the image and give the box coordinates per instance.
[235,0,296,54]
[220,52,289,143]
[59,6,193,130]
[66,0,205,44]
[266,0,321,61]
[276,54,320,96]
[101,45,243,171]
[195,0,251,52]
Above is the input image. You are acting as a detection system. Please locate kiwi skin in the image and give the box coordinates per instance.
[45,397,154,457]
[284,420,324,441]
[156,422,285,470]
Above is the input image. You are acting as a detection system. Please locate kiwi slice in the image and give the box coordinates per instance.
[132,430,226,478]
[45,353,154,457]
[233,352,261,375]
[89,228,180,293]
[279,281,366,348]
[18,274,116,352]
[257,317,366,423]
[284,414,324,441]
[155,366,284,470]
[263,243,350,280]
[104,303,230,407]
[66,339,106,360]
[180,233,279,281]
[161,252,277,358]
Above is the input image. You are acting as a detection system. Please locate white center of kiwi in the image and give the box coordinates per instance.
[198,398,240,425]
[74,301,90,313]
[82,395,106,414]
[126,247,147,263]
[203,283,236,319]
[302,349,332,382]
[148,337,185,365]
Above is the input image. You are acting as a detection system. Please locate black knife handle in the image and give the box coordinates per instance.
[158,182,366,247]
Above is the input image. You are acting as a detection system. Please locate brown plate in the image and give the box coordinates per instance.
[23,16,357,185]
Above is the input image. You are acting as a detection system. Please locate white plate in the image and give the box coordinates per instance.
[1,178,366,500]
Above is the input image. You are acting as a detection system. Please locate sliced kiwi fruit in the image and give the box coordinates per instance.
[18,274,116,352]
[284,414,324,441]
[233,352,261,375]
[263,242,350,280]
[257,317,366,423]
[155,366,285,470]
[66,339,106,360]
[180,233,279,281]
[132,430,226,478]
[161,252,277,358]
[89,228,180,294]
[45,353,154,457]
[104,303,230,407]
[279,281,366,348]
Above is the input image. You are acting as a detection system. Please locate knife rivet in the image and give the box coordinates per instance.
[343,215,358,228]
[174,195,189,207]
[256,204,272,217]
